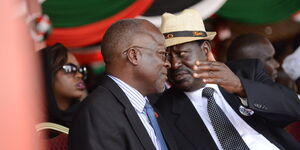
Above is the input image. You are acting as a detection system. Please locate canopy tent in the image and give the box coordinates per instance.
[41,0,300,73]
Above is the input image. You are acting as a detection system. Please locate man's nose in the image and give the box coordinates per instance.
[164,59,171,69]
[170,55,182,69]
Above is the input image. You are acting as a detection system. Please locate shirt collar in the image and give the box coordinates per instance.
[184,84,222,103]
[108,75,147,113]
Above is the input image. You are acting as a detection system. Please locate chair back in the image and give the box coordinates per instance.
[286,121,300,142]
[36,122,69,150]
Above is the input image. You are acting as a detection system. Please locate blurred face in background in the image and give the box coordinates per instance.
[260,45,280,80]
[53,53,86,102]
[227,34,280,81]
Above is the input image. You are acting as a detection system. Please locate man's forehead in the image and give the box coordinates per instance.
[168,41,198,50]
[132,31,165,46]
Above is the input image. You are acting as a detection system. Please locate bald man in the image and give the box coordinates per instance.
[69,19,177,150]
[227,34,280,80]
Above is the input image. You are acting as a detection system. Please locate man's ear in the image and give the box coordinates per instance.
[127,48,141,65]
[201,41,216,61]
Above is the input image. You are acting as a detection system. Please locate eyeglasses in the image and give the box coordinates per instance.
[61,63,87,80]
[123,46,169,62]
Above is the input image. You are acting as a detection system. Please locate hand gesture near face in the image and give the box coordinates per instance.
[192,54,246,97]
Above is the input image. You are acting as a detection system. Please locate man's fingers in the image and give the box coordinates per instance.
[193,63,221,71]
[202,78,222,84]
[193,71,219,78]
[192,72,218,83]
[196,61,221,66]
[193,61,223,69]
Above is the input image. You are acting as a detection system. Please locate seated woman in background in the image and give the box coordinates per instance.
[39,43,87,128]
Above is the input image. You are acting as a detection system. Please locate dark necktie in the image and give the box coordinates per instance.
[144,101,169,150]
[202,87,250,150]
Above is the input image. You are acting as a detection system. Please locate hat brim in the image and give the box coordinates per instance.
[165,32,216,47]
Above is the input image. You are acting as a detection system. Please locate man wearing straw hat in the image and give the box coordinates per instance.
[156,9,300,150]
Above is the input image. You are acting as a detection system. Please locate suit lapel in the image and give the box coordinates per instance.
[170,88,218,150]
[218,87,285,148]
[219,86,255,126]
[155,107,178,150]
[101,76,156,150]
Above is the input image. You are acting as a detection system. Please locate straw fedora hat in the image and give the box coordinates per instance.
[160,9,216,47]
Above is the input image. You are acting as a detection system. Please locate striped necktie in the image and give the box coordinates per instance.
[144,101,168,150]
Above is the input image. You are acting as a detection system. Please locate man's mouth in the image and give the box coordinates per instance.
[174,73,190,81]
[162,73,168,80]
[172,70,191,81]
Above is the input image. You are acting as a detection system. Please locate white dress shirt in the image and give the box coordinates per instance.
[185,84,279,150]
[108,75,162,150]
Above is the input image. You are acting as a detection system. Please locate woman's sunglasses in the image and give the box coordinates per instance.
[61,63,87,80]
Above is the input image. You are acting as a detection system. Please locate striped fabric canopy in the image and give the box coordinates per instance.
[41,0,299,73]
[43,0,153,47]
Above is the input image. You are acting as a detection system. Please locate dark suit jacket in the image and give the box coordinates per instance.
[156,59,300,150]
[69,75,177,150]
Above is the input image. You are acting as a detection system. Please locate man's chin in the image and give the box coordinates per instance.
[171,78,205,92]
[172,80,193,91]
[153,81,167,93]
[157,86,166,93]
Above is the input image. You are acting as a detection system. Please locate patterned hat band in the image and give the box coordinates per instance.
[163,31,208,39]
